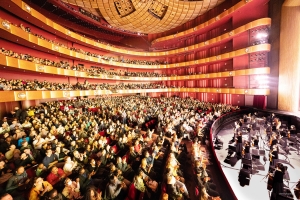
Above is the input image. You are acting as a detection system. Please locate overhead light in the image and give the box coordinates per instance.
[25,4,31,12]
[256,32,268,39]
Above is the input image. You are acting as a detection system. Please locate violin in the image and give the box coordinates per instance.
[269,137,273,146]
[269,150,273,162]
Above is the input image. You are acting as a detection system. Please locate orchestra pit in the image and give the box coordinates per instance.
[0,0,299,200]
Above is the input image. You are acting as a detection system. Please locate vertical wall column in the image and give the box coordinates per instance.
[278,0,300,112]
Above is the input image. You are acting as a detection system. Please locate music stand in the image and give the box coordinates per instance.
[240,158,253,174]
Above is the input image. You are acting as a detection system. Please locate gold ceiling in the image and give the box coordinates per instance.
[61,0,225,34]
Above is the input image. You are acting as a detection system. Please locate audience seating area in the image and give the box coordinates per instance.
[0,96,238,199]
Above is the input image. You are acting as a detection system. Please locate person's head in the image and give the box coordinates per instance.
[0,161,5,168]
[144,151,150,158]
[65,156,71,162]
[16,166,25,175]
[0,193,13,200]
[51,166,58,174]
[46,149,52,157]
[109,174,117,184]
[55,146,61,153]
[47,189,58,199]
[20,153,27,160]
[9,144,16,151]
[90,159,96,165]
[110,164,116,171]
[116,157,122,163]
[64,178,72,186]
[34,177,43,187]
[38,163,45,170]
[79,168,85,174]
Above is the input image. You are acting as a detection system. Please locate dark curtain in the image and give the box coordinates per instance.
[253,95,266,109]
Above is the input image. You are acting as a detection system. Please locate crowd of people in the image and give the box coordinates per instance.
[79,8,101,22]
[0,47,172,78]
[1,18,159,66]
[0,78,168,91]
[0,95,238,200]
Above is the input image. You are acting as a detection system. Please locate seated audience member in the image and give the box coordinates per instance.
[46,166,66,187]
[54,146,67,162]
[44,189,63,200]
[5,166,31,197]
[36,163,47,178]
[166,175,190,200]
[14,151,34,168]
[133,169,146,193]
[63,156,78,176]
[104,174,126,200]
[0,160,13,184]
[43,149,58,169]
[5,144,21,162]
[77,168,93,192]
[84,186,102,200]
[29,177,53,200]
[203,176,220,198]
[62,178,82,199]
[0,193,24,200]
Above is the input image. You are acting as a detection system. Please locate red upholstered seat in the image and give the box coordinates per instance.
[111,145,119,155]
[106,137,111,145]
[99,131,105,136]
[126,183,144,200]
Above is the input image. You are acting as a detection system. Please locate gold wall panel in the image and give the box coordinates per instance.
[0,54,7,66]
[25,91,43,100]
[0,91,16,102]
[6,1,270,57]
[50,91,64,98]
[29,34,38,45]
[278,2,300,112]
[43,66,57,74]
[6,57,19,67]
[42,91,51,99]
[18,59,35,70]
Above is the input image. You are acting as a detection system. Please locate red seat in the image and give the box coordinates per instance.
[161,182,167,193]
[106,137,111,145]
[126,183,144,200]
[99,131,105,136]
[122,151,129,162]
[111,145,119,155]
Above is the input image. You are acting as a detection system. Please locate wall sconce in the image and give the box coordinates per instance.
[2,21,10,30]
[25,4,31,13]
[229,72,232,76]
[17,92,26,99]
[245,90,248,93]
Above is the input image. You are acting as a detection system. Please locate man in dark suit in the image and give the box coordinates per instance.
[77,168,92,192]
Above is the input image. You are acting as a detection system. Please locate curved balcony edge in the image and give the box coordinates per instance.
[0,53,270,80]
[0,88,270,102]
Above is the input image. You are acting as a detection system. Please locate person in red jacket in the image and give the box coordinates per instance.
[46,166,66,187]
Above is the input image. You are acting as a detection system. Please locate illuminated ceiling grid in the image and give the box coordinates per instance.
[61,0,225,34]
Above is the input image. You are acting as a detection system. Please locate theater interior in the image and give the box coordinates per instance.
[0,0,300,200]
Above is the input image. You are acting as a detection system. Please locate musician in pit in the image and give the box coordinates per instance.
[270,163,285,200]
[235,132,243,158]
[270,144,279,167]
[243,141,251,159]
